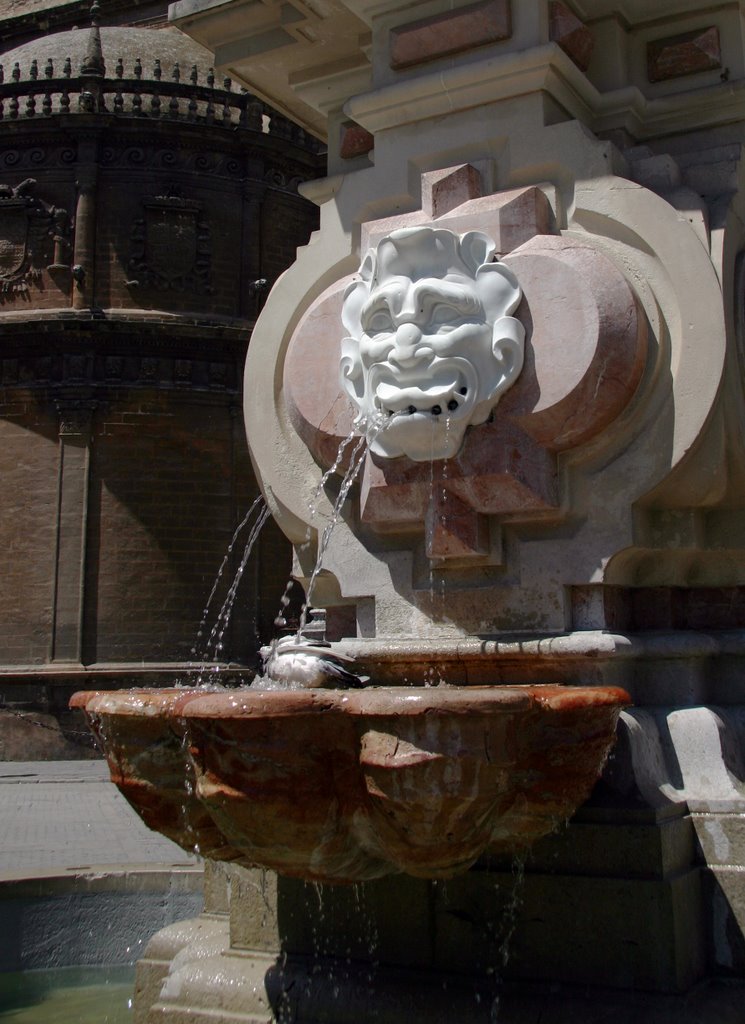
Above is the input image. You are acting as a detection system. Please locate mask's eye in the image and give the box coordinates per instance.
[365,310,394,334]
[429,304,457,328]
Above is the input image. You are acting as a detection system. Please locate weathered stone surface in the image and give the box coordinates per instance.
[420,163,483,219]
[69,689,247,864]
[648,26,721,83]
[72,683,629,883]
[390,0,512,70]
[339,122,374,160]
[549,0,593,71]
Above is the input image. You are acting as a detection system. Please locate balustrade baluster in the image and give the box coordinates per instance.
[205,69,215,123]
[60,84,70,113]
[12,63,20,83]
[44,59,53,79]
[221,77,233,124]
[113,82,123,114]
[247,96,262,131]
[190,64,198,85]
[0,65,4,84]
[42,87,52,116]
[132,59,143,115]
[63,57,72,78]
[30,59,38,80]
[168,63,180,117]
[153,59,162,81]
[115,57,123,79]
[9,93,18,119]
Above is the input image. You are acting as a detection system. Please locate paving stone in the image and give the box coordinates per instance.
[0,760,197,877]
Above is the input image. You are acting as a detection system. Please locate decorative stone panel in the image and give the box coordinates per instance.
[647,26,721,83]
[127,191,211,294]
[549,1,593,72]
[283,168,647,561]
[0,178,70,297]
[389,0,512,70]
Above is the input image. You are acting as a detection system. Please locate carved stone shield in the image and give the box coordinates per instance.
[0,202,29,278]
[145,202,198,283]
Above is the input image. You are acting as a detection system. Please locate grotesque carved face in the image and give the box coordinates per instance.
[340,226,525,461]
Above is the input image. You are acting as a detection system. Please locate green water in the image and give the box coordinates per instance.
[0,966,134,1023]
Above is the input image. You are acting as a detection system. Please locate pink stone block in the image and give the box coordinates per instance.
[426,489,488,560]
[340,122,374,160]
[421,163,483,219]
[390,0,512,71]
[549,0,594,72]
[647,25,721,83]
[362,184,552,256]
[284,276,356,468]
[502,235,647,451]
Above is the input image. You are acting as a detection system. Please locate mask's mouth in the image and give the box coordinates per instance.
[369,359,477,420]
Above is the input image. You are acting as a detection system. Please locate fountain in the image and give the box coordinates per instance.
[73,0,745,1019]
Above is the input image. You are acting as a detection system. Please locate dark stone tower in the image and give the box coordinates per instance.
[0,1,323,757]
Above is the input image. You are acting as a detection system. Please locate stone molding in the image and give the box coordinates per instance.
[344,41,741,141]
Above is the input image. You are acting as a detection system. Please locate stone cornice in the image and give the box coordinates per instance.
[344,40,745,141]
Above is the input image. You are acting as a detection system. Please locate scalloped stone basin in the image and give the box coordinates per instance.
[71,684,629,883]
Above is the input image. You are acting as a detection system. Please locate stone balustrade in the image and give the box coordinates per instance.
[0,55,320,150]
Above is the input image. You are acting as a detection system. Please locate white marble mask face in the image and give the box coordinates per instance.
[340,226,525,461]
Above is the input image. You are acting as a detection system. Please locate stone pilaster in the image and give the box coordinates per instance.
[50,399,94,663]
[72,140,99,310]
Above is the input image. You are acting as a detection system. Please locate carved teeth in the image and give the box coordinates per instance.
[431,405,442,416]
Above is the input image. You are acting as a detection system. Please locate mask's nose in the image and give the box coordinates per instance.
[389,322,424,367]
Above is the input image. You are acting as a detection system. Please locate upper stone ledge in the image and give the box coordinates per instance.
[168,0,371,139]
[169,0,745,148]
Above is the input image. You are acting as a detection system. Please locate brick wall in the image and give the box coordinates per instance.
[0,115,320,686]
[0,397,58,664]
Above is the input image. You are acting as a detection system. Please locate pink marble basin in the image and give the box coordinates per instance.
[71,684,629,883]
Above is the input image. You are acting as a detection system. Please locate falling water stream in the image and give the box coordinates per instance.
[298,415,388,637]
[187,494,272,684]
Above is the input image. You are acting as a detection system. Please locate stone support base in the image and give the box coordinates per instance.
[138,941,745,1024]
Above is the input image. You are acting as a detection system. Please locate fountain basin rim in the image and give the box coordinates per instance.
[70,683,631,719]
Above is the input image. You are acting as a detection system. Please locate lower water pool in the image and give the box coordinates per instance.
[0,965,134,1022]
